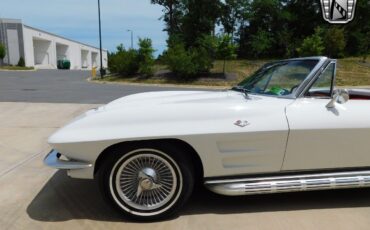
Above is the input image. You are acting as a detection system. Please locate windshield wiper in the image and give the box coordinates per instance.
[232,86,251,98]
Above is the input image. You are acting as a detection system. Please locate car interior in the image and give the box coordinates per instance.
[306,89,370,100]
[348,89,370,100]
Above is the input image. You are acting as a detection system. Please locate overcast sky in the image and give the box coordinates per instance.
[0,0,167,55]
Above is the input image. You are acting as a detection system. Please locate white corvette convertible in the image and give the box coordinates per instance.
[45,56,370,220]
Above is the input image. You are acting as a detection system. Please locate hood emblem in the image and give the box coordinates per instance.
[234,120,250,128]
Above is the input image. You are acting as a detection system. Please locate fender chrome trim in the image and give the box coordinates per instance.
[204,170,370,196]
[44,149,92,170]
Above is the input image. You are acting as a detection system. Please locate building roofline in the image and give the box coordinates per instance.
[0,18,22,24]
[23,24,107,52]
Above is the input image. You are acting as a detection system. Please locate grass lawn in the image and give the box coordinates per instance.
[0,66,34,71]
[97,57,370,87]
[336,58,370,86]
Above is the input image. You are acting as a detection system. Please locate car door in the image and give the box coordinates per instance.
[283,61,370,171]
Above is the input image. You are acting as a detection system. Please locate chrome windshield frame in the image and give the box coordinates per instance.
[295,58,337,98]
[234,56,330,99]
[286,56,329,99]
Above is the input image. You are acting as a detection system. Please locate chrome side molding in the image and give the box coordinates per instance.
[204,170,370,196]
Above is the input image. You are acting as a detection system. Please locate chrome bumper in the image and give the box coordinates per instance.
[44,149,92,170]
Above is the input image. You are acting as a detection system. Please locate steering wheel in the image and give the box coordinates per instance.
[290,84,300,94]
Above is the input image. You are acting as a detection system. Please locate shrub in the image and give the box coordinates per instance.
[191,46,213,73]
[297,27,325,56]
[323,27,346,58]
[164,42,198,79]
[108,44,139,76]
[164,35,216,79]
[138,38,155,76]
[194,35,217,72]
[108,39,156,77]
[0,43,6,66]
[17,57,25,67]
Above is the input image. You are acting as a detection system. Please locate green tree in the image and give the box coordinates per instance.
[181,0,221,48]
[275,26,295,58]
[249,29,273,57]
[151,0,184,36]
[151,0,368,59]
[236,0,326,58]
[216,34,237,73]
[297,27,325,56]
[323,27,346,58]
[0,43,6,66]
[344,0,370,61]
[219,0,248,38]
[138,38,155,76]
[284,0,323,40]
[153,0,223,78]
[152,0,368,60]
[358,31,370,62]
[238,0,285,57]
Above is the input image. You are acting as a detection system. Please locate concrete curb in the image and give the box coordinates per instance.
[0,69,36,72]
[88,78,370,90]
[87,77,229,90]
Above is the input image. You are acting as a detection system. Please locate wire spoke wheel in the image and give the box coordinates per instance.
[109,149,183,216]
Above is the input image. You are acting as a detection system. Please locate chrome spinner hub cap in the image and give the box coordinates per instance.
[113,152,179,212]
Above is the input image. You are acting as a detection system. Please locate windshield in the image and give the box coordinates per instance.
[234,60,319,97]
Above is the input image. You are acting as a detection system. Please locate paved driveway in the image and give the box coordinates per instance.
[0,70,200,104]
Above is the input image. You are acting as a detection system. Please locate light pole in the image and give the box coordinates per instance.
[98,0,105,78]
[127,29,133,49]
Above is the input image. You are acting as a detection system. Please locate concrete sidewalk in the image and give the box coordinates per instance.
[1,102,370,230]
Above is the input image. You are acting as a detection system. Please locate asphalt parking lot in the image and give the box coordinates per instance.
[0,70,196,104]
[1,70,370,229]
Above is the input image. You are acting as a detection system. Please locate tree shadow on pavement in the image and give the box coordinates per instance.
[27,170,370,222]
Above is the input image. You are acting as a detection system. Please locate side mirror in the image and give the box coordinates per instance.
[326,89,350,108]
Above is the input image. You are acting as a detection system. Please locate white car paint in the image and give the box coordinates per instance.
[49,90,292,178]
[284,97,370,170]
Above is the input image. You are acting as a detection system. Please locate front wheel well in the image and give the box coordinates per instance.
[94,139,204,185]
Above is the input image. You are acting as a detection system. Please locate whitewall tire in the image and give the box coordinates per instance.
[98,144,194,221]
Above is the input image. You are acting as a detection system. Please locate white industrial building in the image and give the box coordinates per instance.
[0,18,107,70]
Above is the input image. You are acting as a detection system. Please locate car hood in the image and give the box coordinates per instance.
[102,90,243,110]
[49,90,292,144]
